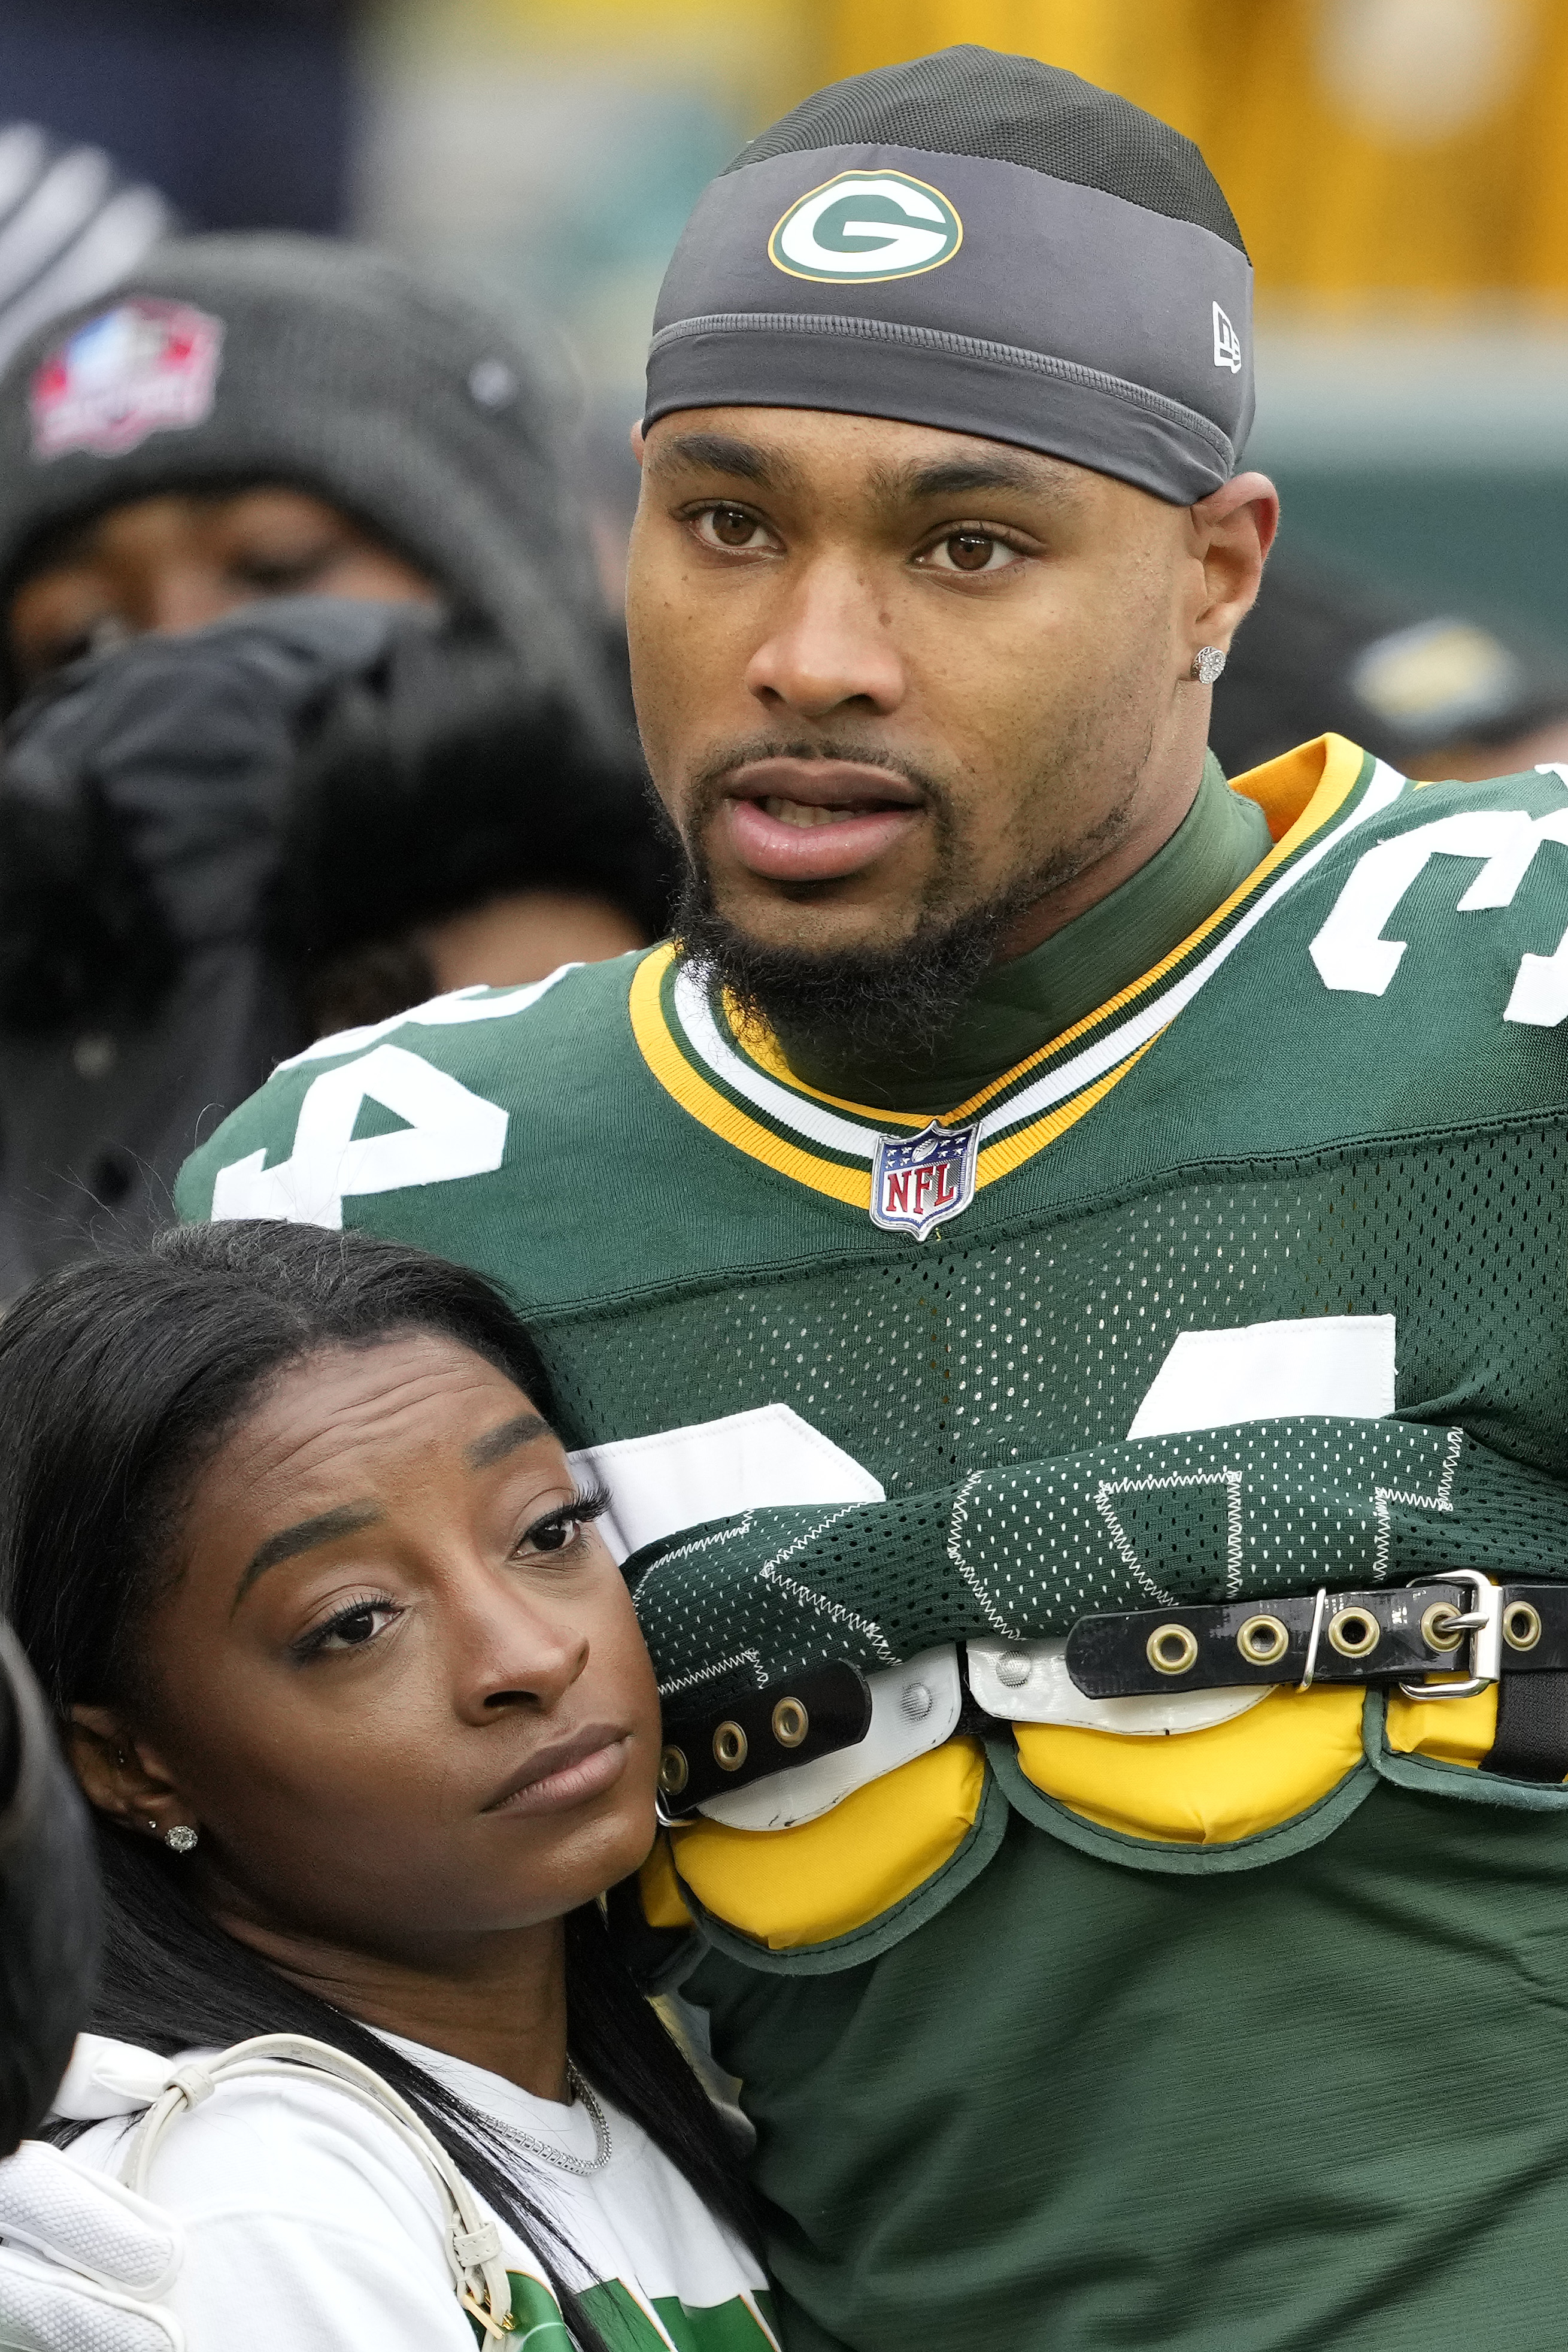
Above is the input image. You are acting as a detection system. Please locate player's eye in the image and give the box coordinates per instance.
[690,504,775,554]
[918,530,1024,575]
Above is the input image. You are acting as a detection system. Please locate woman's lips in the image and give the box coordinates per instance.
[722,760,923,883]
[484,1728,631,1819]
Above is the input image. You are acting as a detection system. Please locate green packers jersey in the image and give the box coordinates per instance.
[180,735,1568,2350]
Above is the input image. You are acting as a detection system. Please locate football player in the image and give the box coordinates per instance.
[8,43,1568,2352]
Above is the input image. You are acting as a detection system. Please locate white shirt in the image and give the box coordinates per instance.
[53,2030,777,2351]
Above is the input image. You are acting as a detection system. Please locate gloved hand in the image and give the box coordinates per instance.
[0,2141,183,2352]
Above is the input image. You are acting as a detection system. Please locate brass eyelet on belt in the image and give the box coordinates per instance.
[1236,1613,1290,1667]
[1147,1623,1199,1677]
[1504,1600,1543,1653]
[713,1721,748,1772]
[771,1697,809,1748]
[1328,1606,1380,1659]
[1421,1601,1463,1655]
[658,1745,689,1797]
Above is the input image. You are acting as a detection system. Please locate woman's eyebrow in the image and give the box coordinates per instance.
[465,1410,551,1472]
[233,1504,383,1610]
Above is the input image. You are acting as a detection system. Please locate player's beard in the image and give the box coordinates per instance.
[669,734,1141,1072]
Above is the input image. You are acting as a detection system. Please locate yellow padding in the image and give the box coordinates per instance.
[1384,1682,1499,1768]
[1013,1685,1366,1844]
[638,1832,695,1931]
[668,1739,986,1950]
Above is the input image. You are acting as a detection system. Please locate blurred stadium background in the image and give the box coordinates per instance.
[3,0,1566,644]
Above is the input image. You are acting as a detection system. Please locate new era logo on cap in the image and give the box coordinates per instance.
[1212,302,1242,374]
[769,169,962,284]
[30,299,223,461]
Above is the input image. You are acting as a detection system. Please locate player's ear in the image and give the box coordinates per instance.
[630,419,647,467]
[1189,470,1278,653]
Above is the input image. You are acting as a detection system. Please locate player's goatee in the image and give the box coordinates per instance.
[672,738,1128,1069]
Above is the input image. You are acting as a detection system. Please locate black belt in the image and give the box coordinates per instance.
[1064,1574,1568,1782]
[656,1661,872,1820]
[652,1580,1568,1823]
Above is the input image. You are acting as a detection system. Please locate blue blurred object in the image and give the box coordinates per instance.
[0,0,354,237]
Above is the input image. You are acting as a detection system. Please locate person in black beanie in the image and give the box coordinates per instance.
[0,237,665,1295]
[1212,542,1568,783]
[0,234,617,723]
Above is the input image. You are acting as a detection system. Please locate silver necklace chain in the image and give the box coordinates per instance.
[488,2060,612,2179]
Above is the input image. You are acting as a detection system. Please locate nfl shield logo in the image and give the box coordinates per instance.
[869,1119,979,1242]
[31,299,223,460]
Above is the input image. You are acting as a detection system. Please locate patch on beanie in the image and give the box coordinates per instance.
[30,299,224,462]
[769,169,963,283]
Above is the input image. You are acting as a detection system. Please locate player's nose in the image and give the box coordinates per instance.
[744,554,906,719]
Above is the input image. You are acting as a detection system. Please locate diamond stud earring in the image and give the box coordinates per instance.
[1191,646,1227,685]
[164,1824,198,1854]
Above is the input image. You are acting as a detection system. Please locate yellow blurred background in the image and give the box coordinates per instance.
[361,0,1568,641]
[820,0,1568,305]
[372,0,1568,312]
[16,3,1558,631]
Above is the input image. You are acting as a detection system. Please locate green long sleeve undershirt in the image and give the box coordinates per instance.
[781,751,1272,1112]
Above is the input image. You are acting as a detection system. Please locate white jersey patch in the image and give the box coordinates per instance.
[1127,1313,1397,1439]
[569,1401,885,1564]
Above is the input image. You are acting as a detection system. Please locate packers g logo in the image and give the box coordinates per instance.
[768,170,963,284]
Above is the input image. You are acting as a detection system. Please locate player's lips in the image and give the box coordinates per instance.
[722,759,924,883]
[483,1724,631,1818]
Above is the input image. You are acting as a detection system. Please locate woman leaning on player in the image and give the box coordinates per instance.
[0,1222,776,2352]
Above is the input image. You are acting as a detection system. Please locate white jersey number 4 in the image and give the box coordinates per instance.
[211,1044,508,1229]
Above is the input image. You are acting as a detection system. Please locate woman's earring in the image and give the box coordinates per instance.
[164,1825,198,1854]
[1191,646,1227,685]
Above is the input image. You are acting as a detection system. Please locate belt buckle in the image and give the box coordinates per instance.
[1397,1568,1502,1701]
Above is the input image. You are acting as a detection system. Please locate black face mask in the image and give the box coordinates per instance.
[0,595,435,1034]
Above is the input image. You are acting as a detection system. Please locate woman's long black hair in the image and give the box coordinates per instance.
[0,1220,754,2348]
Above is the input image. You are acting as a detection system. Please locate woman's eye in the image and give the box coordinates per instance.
[692,505,771,553]
[515,1483,609,1562]
[921,531,1022,575]
[518,1510,587,1559]
[299,1598,402,1658]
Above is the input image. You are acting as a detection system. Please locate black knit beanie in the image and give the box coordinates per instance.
[647,46,1253,502]
[0,234,614,720]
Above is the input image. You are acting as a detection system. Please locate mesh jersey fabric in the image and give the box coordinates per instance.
[724,43,1247,254]
[174,736,1568,2349]
[177,742,1568,1674]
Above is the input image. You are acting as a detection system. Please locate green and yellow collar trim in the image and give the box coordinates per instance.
[630,736,1392,1217]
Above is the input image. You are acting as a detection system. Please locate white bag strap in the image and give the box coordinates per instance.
[116,2033,520,2340]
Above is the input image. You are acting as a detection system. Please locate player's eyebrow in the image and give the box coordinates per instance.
[645,429,806,494]
[465,1410,551,1471]
[869,447,1085,511]
[233,1504,383,1611]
